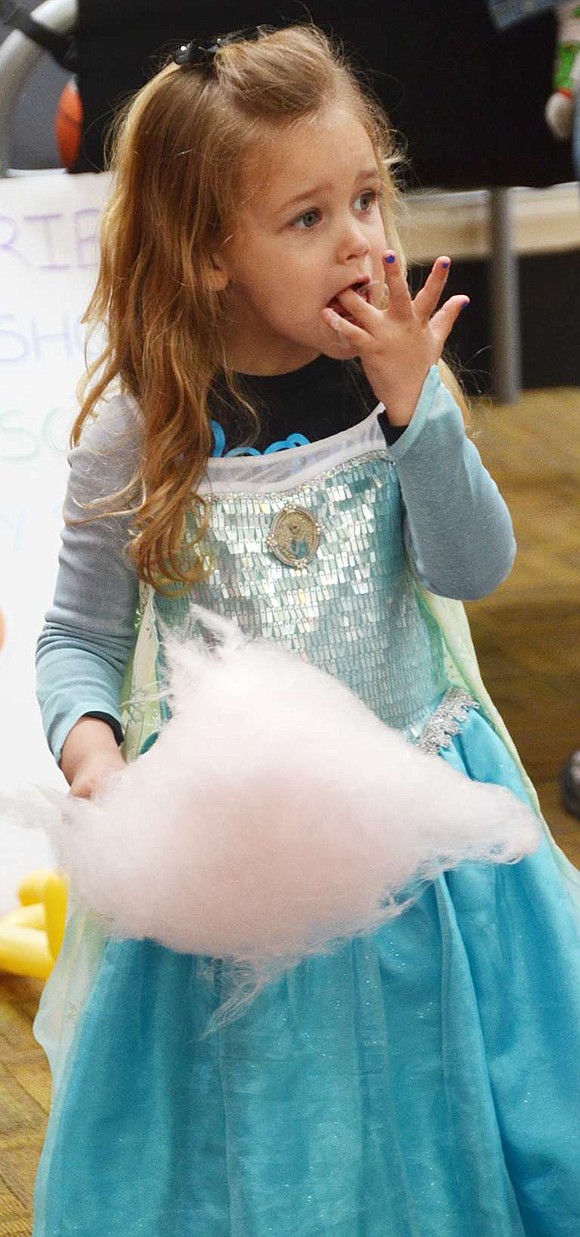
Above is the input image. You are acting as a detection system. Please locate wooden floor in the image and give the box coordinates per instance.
[0,386,579,1234]
[465,385,580,868]
[0,974,48,1236]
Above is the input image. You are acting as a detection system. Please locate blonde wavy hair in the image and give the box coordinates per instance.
[75,24,408,591]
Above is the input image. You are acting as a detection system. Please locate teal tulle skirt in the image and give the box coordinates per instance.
[33,710,580,1236]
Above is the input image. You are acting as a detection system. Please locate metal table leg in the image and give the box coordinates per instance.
[489,188,522,403]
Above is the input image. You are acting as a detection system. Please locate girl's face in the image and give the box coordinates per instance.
[215,106,390,375]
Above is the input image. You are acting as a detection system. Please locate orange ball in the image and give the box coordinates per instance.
[55,78,83,169]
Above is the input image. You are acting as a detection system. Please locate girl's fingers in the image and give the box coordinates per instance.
[382,251,413,315]
[322,306,370,348]
[334,285,381,329]
[430,295,470,347]
[325,258,469,354]
[413,257,452,322]
[337,255,459,332]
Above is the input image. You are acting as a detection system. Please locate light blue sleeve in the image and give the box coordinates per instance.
[36,397,141,763]
[385,367,516,600]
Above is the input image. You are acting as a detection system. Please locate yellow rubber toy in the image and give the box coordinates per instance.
[0,870,68,980]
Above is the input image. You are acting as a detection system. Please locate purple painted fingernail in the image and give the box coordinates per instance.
[385,252,396,264]
[441,259,450,269]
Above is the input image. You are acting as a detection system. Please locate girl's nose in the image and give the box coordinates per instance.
[337,219,370,262]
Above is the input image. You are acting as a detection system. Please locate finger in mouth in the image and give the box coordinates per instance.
[326,280,370,320]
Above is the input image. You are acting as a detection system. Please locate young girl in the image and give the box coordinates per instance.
[33,24,580,1237]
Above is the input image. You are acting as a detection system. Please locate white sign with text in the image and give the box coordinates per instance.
[0,171,110,907]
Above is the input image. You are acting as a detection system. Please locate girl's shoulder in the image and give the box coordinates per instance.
[70,392,142,498]
[76,390,142,454]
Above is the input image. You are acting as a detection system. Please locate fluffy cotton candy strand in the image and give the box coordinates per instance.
[3,607,540,983]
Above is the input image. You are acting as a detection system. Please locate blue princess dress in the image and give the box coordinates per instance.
[34,364,580,1236]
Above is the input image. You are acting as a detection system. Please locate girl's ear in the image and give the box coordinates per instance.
[206,250,230,292]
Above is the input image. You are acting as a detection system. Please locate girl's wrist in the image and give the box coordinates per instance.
[378,376,427,427]
[382,400,417,428]
[61,717,125,796]
[365,357,432,427]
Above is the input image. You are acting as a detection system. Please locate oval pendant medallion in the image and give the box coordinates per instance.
[267,505,321,567]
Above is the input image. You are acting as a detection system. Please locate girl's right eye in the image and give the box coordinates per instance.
[293,208,321,230]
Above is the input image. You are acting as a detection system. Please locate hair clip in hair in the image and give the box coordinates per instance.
[173,41,214,68]
[173,26,272,69]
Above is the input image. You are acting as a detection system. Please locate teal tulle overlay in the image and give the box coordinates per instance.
[33,710,580,1237]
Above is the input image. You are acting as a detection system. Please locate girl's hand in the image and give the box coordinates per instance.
[60,716,126,800]
[323,254,469,426]
[68,750,126,800]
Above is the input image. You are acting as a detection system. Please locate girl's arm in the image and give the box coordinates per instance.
[381,366,516,599]
[324,254,515,600]
[36,397,140,787]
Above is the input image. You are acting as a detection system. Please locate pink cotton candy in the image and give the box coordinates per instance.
[6,608,541,977]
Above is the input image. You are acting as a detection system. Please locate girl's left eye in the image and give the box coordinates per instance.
[355,190,378,212]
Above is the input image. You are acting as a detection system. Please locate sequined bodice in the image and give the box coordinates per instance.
[154,426,450,738]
